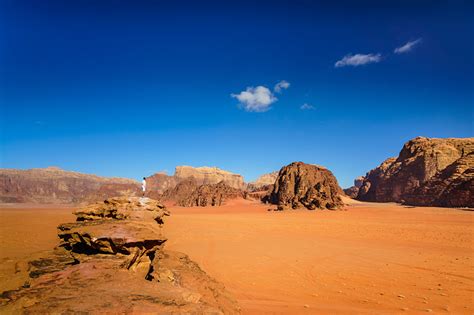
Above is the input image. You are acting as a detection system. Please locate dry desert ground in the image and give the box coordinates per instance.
[1,199,473,314]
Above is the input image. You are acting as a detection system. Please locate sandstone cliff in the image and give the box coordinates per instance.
[267,162,343,210]
[178,181,244,207]
[0,197,240,313]
[0,167,140,204]
[175,166,244,189]
[356,137,474,207]
[247,171,278,191]
[343,176,365,198]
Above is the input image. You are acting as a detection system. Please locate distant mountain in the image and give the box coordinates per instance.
[146,165,245,197]
[356,137,474,207]
[248,171,278,191]
[0,167,140,204]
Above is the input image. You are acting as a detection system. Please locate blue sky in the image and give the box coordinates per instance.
[1,0,473,188]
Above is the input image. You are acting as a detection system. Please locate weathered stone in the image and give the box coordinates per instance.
[267,162,344,210]
[356,137,474,207]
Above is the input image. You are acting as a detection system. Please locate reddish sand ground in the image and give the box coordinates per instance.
[1,200,473,314]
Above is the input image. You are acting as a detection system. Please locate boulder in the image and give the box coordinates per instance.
[267,162,344,210]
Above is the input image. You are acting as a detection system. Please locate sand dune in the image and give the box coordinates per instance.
[1,200,473,314]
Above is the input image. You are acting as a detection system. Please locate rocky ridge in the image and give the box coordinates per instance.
[0,197,240,313]
[356,137,474,207]
[0,167,140,204]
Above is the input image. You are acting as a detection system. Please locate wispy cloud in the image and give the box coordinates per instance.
[335,53,382,67]
[274,80,290,93]
[300,103,314,110]
[231,86,277,112]
[394,38,422,54]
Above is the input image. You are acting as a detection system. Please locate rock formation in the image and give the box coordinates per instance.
[0,197,240,314]
[343,176,365,198]
[160,179,244,207]
[178,181,244,207]
[248,171,278,191]
[174,166,245,189]
[145,166,245,199]
[356,137,474,207]
[0,167,140,204]
[266,162,344,210]
[145,172,178,198]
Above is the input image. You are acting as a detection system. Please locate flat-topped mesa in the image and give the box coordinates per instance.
[2,196,240,314]
[356,137,474,207]
[175,166,245,189]
[267,162,344,210]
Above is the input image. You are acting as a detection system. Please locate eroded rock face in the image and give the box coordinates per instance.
[178,181,244,207]
[0,167,140,204]
[343,176,365,198]
[356,137,474,207]
[175,166,245,189]
[0,197,240,314]
[248,172,278,191]
[267,162,344,210]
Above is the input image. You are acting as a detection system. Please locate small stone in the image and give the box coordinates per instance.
[398,294,406,299]
[304,304,309,308]
[425,309,433,313]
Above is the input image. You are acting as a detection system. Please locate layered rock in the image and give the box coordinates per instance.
[267,162,344,210]
[0,167,140,204]
[356,137,474,207]
[0,197,240,314]
[175,166,245,189]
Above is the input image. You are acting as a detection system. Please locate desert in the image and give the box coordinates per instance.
[2,1,473,313]
[1,198,473,314]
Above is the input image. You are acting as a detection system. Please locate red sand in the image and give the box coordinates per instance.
[1,200,473,314]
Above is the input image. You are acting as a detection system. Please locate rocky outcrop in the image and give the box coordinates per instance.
[161,179,244,207]
[0,197,240,314]
[267,162,344,210]
[343,176,365,198]
[178,182,244,207]
[0,167,140,204]
[356,137,474,207]
[175,166,245,189]
[248,172,278,191]
[145,172,178,198]
[161,178,199,204]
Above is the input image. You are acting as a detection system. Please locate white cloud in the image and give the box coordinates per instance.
[394,38,422,54]
[231,86,277,112]
[335,53,382,67]
[300,103,314,110]
[274,80,290,93]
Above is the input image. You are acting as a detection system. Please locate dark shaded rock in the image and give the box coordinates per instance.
[267,162,344,210]
[178,181,244,207]
[357,137,474,207]
[343,176,365,198]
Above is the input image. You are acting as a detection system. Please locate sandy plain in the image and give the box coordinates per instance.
[0,199,473,314]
